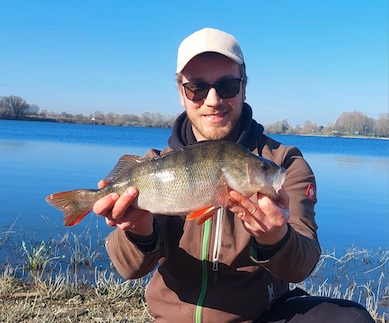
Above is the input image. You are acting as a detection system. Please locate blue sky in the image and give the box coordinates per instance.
[1,1,387,126]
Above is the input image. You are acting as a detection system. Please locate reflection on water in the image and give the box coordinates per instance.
[0,140,27,151]
[335,155,389,172]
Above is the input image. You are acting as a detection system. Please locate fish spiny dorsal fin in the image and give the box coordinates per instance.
[103,154,145,184]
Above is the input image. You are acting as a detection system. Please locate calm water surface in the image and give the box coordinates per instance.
[1,120,388,252]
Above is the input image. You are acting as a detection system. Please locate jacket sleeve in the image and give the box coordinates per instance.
[254,145,321,282]
[105,220,161,279]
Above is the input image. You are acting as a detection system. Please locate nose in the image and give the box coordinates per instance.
[204,87,223,107]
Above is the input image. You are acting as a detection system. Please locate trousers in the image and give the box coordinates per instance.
[258,288,375,323]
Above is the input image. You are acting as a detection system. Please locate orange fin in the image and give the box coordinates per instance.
[45,189,95,226]
[187,206,217,225]
[197,210,217,225]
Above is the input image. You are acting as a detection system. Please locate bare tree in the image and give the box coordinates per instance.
[140,112,154,127]
[265,119,290,134]
[0,95,37,119]
[334,110,373,135]
[300,120,320,134]
[28,104,40,115]
[104,112,116,125]
[375,113,389,137]
[118,114,141,126]
[93,110,105,122]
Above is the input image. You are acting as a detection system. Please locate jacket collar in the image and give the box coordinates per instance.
[168,103,264,151]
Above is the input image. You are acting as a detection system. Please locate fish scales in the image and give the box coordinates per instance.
[135,144,222,214]
[134,143,234,214]
[45,141,286,226]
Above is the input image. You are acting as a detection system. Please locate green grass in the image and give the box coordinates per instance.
[0,225,387,322]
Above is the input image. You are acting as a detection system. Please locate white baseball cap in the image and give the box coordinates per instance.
[176,28,244,73]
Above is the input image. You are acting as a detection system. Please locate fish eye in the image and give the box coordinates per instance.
[260,161,270,172]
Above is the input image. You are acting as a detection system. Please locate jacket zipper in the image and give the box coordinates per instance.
[195,218,211,323]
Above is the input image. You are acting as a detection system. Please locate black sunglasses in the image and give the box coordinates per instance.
[182,78,243,102]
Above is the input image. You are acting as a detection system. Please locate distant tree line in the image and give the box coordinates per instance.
[1,95,388,137]
[0,95,178,128]
[264,111,389,137]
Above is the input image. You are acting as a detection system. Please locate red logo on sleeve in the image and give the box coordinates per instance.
[306,184,316,200]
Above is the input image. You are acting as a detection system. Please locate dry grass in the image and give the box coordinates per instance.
[0,265,153,322]
[292,247,389,322]
[0,226,387,322]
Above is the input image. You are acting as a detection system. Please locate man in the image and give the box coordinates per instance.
[94,28,373,322]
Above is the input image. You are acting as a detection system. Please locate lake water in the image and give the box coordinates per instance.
[0,120,388,256]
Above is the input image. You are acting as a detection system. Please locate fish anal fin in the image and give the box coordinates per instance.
[103,154,145,183]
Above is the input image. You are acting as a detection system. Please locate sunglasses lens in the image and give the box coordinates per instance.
[183,83,210,101]
[215,79,241,99]
[183,78,242,101]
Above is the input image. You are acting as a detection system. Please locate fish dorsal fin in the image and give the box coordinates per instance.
[103,154,145,184]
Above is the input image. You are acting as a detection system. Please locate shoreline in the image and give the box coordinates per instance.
[1,117,388,140]
[272,132,389,140]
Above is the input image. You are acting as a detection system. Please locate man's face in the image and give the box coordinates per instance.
[179,54,246,141]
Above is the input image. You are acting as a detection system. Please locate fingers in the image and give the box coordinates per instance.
[105,217,117,227]
[228,191,262,223]
[93,192,119,215]
[93,187,138,221]
[110,187,138,220]
[228,189,290,245]
[93,186,154,236]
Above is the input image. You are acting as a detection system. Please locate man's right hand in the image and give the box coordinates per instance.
[93,180,154,236]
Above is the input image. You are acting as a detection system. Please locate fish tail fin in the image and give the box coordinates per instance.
[45,189,96,226]
[187,206,218,225]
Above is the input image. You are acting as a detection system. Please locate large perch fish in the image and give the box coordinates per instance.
[46,141,286,226]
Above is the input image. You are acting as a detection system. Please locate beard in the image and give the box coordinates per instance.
[192,119,241,141]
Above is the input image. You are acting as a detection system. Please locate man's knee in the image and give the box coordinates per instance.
[309,298,374,322]
[260,296,374,322]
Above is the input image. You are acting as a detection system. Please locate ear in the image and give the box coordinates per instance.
[178,85,186,107]
[242,83,247,101]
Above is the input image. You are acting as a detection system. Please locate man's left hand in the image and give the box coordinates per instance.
[228,187,290,246]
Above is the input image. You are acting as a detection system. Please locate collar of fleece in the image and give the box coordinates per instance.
[168,102,264,151]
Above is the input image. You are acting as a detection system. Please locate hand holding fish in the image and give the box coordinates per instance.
[228,187,290,246]
[93,181,154,236]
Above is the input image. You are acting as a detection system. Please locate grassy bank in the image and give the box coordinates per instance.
[0,226,388,322]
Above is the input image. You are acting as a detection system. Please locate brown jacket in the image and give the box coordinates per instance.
[105,133,321,322]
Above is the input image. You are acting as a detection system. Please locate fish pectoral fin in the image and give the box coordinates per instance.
[187,206,217,225]
[214,176,231,207]
[103,154,145,183]
[187,177,229,225]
